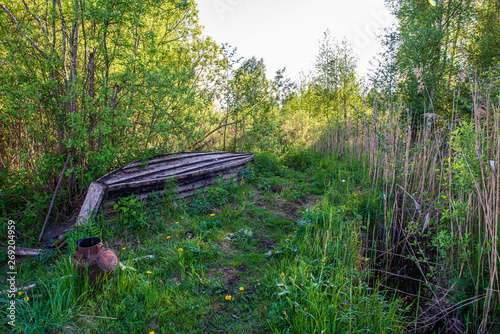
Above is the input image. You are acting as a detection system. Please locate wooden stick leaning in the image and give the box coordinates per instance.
[38,153,71,243]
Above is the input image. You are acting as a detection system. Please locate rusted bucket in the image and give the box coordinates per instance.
[72,237,119,284]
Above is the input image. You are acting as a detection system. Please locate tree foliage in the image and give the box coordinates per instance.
[380,0,476,122]
[0,0,223,230]
[470,0,500,72]
[0,0,220,173]
[374,0,500,124]
[0,1,288,230]
[312,30,361,122]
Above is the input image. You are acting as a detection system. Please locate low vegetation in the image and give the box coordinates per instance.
[2,152,408,333]
[1,0,499,332]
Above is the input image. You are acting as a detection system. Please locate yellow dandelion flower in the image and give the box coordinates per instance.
[225,295,232,301]
[149,332,155,334]
[24,297,29,302]
[304,307,307,311]
[18,291,23,295]
[122,247,126,250]
[210,213,215,217]
[175,222,179,224]
[178,248,184,252]
[283,311,287,316]
[280,272,285,277]
[146,271,152,274]
[181,217,184,219]
[167,236,171,239]
[239,287,244,291]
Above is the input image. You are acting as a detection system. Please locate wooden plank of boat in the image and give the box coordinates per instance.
[77,182,107,226]
[99,164,245,210]
[103,153,253,201]
[101,152,249,186]
[76,151,254,226]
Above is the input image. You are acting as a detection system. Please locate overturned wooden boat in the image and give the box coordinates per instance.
[77,151,254,226]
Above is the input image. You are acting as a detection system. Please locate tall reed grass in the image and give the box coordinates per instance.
[313,75,500,332]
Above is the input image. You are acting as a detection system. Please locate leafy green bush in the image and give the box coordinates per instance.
[238,166,256,183]
[189,196,214,215]
[253,153,283,177]
[114,195,148,230]
[189,177,237,214]
[255,176,283,192]
[282,150,323,172]
[282,186,305,203]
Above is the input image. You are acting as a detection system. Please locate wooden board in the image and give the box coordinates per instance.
[76,151,254,226]
[76,182,107,226]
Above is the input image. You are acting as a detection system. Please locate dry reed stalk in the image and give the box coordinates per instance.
[479,94,500,331]
[369,108,377,178]
[399,124,412,225]
[310,71,499,331]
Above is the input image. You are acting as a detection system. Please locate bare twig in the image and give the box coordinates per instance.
[409,294,485,331]
[38,153,71,243]
[76,315,117,320]
[0,1,48,59]
[378,283,433,301]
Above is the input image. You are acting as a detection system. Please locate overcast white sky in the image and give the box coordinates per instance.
[195,0,396,82]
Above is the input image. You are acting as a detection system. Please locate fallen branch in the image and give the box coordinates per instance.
[77,314,117,320]
[2,247,41,256]
[38,153,71,243]
[124,255,155,264]
[378,283,433,301]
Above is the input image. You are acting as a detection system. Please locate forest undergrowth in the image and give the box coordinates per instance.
[1,152,408,333]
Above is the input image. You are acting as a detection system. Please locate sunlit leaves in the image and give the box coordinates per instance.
[0,0,220,186]
[312,30,361,122]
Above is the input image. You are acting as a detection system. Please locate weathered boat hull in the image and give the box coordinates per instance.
[77,151,254,226]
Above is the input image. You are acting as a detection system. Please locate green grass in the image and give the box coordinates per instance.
[1,151,406,333]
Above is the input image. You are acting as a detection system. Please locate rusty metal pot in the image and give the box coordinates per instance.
[72,237,119,284]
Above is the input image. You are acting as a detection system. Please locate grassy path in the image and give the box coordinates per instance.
[2,153,406,333]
